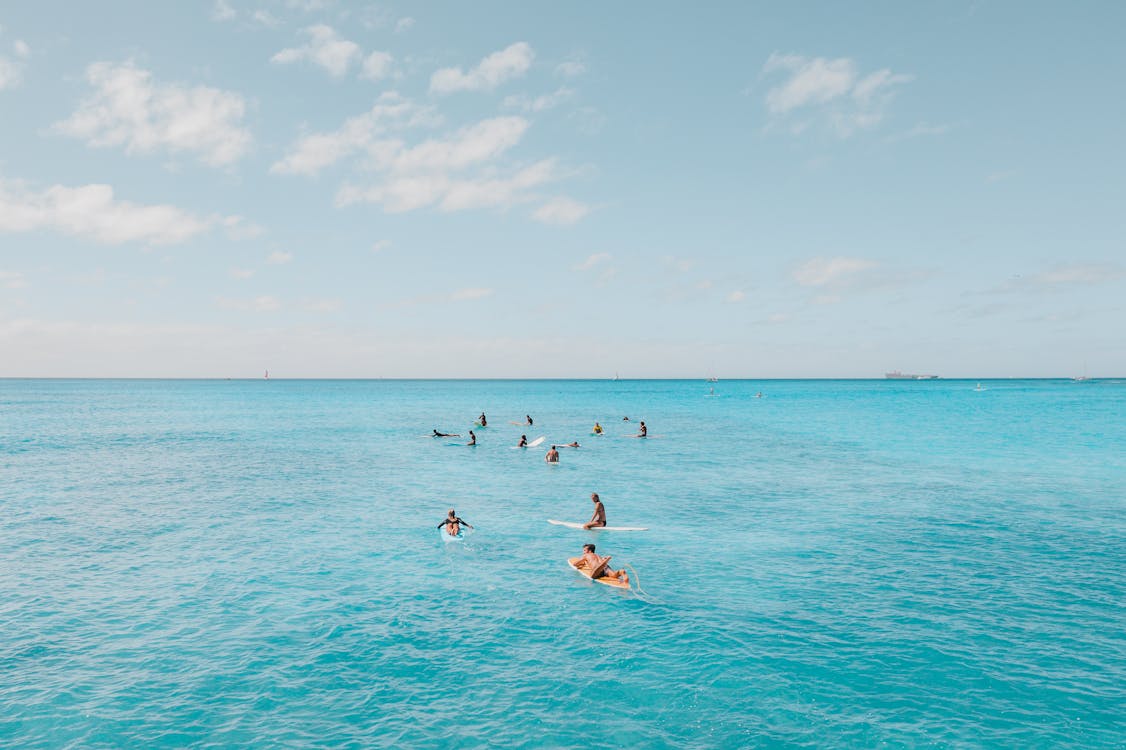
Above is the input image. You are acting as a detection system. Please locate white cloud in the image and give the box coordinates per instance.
[302,297,342,312]
[533,196,589,225]
[0,270,28,289]
[430,42,533,94]
[792,257,879,287]
[266,251,293,264]
[271,92,438,176]
[229,267,255,279]
[573,252,610,271]
[1034,263,1124,286]
[54,61,252,166]
[210,0,236,21]
[387,117,529,173]
[726,290,745,303]
[361,50,393,80]
[0,39,30,90]
[272,25,362,77]
[450,287,492,301]
[371,239,391,252]
[503,87,574,113]
[395,17,414,34]
[762,53,911,135]
[555,60,586,78]
[223,216,265,240]
[252,10,280,27]
[338,158,558,214]
[0,177,224,245]
[218,295,281,312]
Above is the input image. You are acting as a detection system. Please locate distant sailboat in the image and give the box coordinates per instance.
[612,372,619,381]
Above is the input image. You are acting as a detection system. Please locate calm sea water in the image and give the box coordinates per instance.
[2,379,1124,748]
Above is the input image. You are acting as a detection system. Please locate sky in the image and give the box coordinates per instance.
[1,1,1123,378]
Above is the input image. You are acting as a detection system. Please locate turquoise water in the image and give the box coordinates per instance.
[2,378,1124,748]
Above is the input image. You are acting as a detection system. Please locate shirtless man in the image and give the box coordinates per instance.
[545,445,560,463]
[637,421,647,438]
[579,543,628,583]
[437,509,473,537]
[583,492,606,529]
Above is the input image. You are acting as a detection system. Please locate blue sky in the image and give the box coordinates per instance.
[1,1,1123,377]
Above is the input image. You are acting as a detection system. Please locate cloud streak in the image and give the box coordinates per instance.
[54,61,252,166]
[430,42,533,94]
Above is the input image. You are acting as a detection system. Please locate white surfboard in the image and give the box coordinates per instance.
[527,436,546,448]
[548,519,648,531]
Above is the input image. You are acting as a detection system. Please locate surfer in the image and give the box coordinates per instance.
[637,421,647,438]
[438,509,473,536]
[545,445,560,463]
[433,429,460,438]
[467,430,476,446]
[526,415,534,426]
[478,412,487,427]
[579,543,628,584]
[623,416,630,421]
[517,434,528,448]
[562,441,580,448]
[593,422,603,434]
[583,493,606,529]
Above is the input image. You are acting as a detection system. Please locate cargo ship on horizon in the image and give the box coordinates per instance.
[885,371,939,380]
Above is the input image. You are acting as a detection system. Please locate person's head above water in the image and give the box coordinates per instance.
[583,543,595,553]
[447,509,456,517]
[591,493,600,502]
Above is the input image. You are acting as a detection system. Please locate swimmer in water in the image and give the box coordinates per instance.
[545,445,560,463]
[517,434,528,448]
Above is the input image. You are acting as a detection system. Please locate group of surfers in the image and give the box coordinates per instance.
[433,414,647,458]
[438,492,628,584]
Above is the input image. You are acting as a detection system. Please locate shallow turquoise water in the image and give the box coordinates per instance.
[2,379,1124,748]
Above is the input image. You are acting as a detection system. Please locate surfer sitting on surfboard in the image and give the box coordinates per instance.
[637,421,647,438]
[593,422,603,434]
[433,429,460,438]
[583,493,606,529]
[438,509,473,537]
[467,430,476,446]
[579,543,628,584]
[478,412,487,427]
[517,434,527,448]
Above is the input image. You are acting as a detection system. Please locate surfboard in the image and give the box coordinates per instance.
[527,436,546,448]
[440,527,464,542]
[568,557,630,589]
[549,519,648,531]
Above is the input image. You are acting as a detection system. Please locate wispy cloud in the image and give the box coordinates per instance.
[532,196,590,225]
[450,287,493,301]
[229,267,255,279]
[503,87,574,113]
[271,92,438,176]
[371,239,391,253]
[430,42,533,94]
[555,60,586,78]
[54,61,252,166]
[0,177,225,245]
[210,0,236,22]
[271,25,362,77]
[0,36,30,90]
[395,17,414,34]
[792,256,879,287]
[573,252,611,271]
[0,270,28,289]
[761,53,911,135]
[726,290,745,303]
[217,295,281,312]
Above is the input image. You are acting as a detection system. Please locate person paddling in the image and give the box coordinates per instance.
[438,509,473,537]
[583,493,606,529]
[433,429,460,438]
[579,543,628,584]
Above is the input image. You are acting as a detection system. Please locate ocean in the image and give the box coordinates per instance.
[2,378,1123,748]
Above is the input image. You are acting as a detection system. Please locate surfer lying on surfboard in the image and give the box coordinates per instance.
[433,429,460,438]
[578,543,628,584]
[438,509,473,537]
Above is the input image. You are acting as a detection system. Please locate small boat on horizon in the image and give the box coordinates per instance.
[886,371,939,380]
